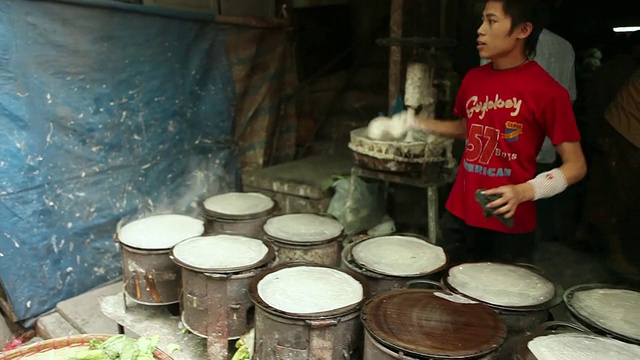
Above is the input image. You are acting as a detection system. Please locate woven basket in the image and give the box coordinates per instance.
[348,127,452,163]
[0,334,173,360]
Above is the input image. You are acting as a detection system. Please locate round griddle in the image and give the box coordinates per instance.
[350,233,448,278]
[361,289,507,359]
[249,261,369,320]
[513,321,640,360]
[170,235,276,274]
[200,192,277,221]
[442,262,564,312]
[262,212,344,246]
[563,283,640,344]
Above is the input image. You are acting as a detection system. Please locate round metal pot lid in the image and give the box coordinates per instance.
[117,214,204,250]
[444,262,559,310]
[563,284,640,343]
[249,262,367,319]
[524,332,640,359]
[350,234,447,277]
[262,213,344,246]
[170,234,274,273]
[201,192,276,220]
[361,289,506,359]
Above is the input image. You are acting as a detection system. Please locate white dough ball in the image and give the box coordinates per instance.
[367,116,390,140]
[387,120,406,139]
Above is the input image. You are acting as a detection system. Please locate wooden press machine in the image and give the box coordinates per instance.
[347,34,459,243]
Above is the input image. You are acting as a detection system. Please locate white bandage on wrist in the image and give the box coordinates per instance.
[527,168,568,200]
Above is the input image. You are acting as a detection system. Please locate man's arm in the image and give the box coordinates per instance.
[554,141,587,184]
[413,117,467,140]
[483,141,587,218]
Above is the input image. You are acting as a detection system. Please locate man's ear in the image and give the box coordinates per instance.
[517,22,533,39]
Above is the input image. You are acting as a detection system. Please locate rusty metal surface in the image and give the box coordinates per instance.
[253,307,363,360]
[206,278,229,360]
[361,289,507,359]
[203,215,274,238]
[121,245,180,305]
[273,240,342,267]
[180,266,269,339]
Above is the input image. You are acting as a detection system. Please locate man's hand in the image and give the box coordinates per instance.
[390,110,416,131]
[482,183,534,219]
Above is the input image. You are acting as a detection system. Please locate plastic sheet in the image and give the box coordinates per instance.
[0,0,237,320]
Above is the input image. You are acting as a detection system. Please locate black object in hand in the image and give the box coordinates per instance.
[474,189,514,227]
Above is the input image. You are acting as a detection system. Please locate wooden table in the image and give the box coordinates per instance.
[348,165,456,242]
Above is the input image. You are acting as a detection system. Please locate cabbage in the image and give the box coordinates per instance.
[69,334,160,360]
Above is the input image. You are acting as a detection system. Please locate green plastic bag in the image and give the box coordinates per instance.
[327,176,386,235]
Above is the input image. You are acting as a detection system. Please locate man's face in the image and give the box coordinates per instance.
[476,1,520,60]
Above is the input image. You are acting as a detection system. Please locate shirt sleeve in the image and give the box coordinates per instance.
[453,74,470,119]
[540,88,581,145]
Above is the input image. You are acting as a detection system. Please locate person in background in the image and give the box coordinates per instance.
[575,31,640,247]
[583,68,640,285]
[376,0,587,264]
[583,32,640,142]
[483,28,578,245]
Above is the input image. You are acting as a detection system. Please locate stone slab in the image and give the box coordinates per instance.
[242,153,352,200]
[0,315,12,349]
[35,312,80,339]
[243,185,332,214]
[56,281,122,335]
[99,293,207,360]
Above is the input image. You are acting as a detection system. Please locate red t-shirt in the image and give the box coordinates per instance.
[445,61,581,233]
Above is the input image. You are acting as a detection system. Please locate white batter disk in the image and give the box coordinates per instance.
[351,235,446,277]
[447,263,555,307]
[203,192,274,216]
[257,266,363,314]
[263,213,343,243]
[527,333,640,360]
[172,234,269,271]
[118,214,204,250]
[570,288,640,340]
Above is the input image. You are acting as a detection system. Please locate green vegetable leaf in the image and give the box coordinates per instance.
[165,343,181,354]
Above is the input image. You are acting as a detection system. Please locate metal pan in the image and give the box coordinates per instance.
[442,262,564,312]
[563,283,640,344]
[513,321,594,360]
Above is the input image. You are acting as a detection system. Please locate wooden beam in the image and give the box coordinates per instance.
[388,0,404,113]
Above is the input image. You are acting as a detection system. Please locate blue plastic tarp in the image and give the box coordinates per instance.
[0,0,238,321]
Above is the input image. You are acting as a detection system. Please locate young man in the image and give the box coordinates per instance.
[389,0,587,263]
[482,28,578,245]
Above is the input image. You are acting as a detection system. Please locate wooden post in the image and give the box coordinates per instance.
[388,0,404,114]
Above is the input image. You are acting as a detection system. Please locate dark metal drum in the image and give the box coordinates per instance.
[262,213,345,266]
[200,192,277,238]
[170,234,276,339]
[116,213,205,305]
[249,262,369,360]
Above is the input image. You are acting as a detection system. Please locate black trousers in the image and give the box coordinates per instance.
[438,210,535,266]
